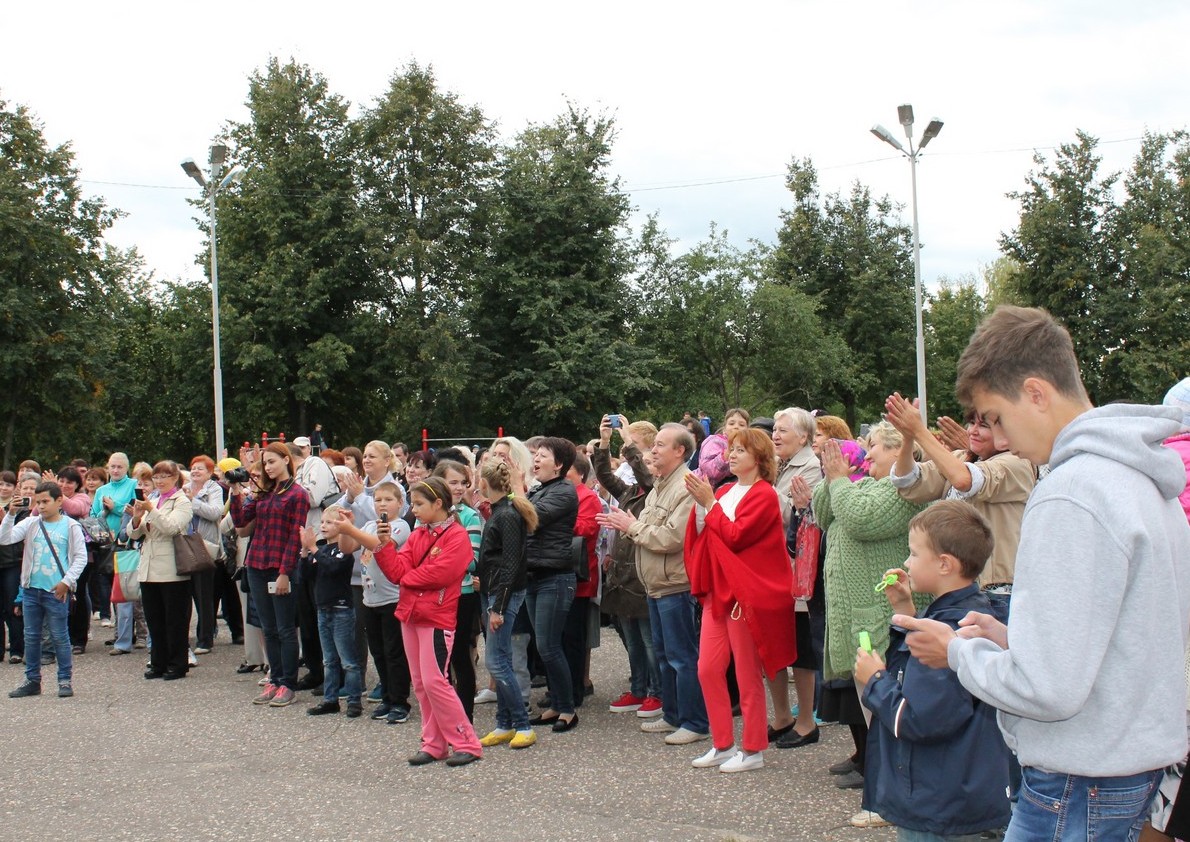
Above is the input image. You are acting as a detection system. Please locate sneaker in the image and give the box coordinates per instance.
[609,692,644,713]
[371,702,394,720]
[307,701,340,716]
[835,770,865,789]
[8,655,23,664]
[269,686,296,707]
[509,729,537,749]
[253,684,278,704]
[720,750,764,773]
[8,680,41,698]
[641,717,677,734]
[636,696,663,718]
[480,729,516,747]
[71,645,85,655]
[345,703,363,718]
[474,687,498,705]
[193,647,212,655]
[665,727,710,746]
[386,705,410,725]
[366,685,383,703]
[257,674,272,687]
[187,650,199,667]
[444,751,481,767]
[100,619,114,628]
[692,745,737,768]
[850,810,891,828]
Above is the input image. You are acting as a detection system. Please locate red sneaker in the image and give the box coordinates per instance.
[608,692,644,713]
[636,696,663,718]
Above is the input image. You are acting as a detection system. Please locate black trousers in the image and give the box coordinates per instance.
[142,580,193,676]
[364,602,411,707]
[352,585,369,678]
[190,568,215,648]
[212,564,243,641]
[296,567,322,682]
[562,595,590,706]
[68,561,94,647]
[448,591,481,721]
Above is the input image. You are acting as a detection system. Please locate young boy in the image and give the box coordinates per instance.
[855,501,1011,840]
[299,505,363,718]
[896,305,1190,841]
[1,482,87,698]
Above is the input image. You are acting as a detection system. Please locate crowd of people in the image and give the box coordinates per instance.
[3,305,1190,841]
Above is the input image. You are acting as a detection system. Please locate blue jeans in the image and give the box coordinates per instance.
[485,590,529,730]
[525,572,576,715]
[1006,766,1161,842]
[618,614,661,699]
[247,567,299,690]
[649,592,708,732]
[20,587,72,685]
[898,830,987,842]
[114,601,135,651]
[317,606,361,705]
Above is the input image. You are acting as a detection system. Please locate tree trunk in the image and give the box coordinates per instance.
[843,393,857,432]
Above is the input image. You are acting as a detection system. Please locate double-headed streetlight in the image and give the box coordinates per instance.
[871,105,943,426]
[181,143,244,460]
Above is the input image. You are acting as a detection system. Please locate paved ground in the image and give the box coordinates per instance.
[0,618,897,841]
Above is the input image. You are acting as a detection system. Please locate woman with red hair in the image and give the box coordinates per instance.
[684,428,797,773]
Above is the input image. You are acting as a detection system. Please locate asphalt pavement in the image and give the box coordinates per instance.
[0,618,897,841]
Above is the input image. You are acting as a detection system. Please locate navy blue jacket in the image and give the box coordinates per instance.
[861,583,1012,836]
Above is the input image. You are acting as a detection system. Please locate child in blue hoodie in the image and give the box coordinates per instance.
[856,501,1011,840]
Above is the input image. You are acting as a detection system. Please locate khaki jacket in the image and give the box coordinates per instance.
[627,464,695,598]
[128,492,194,583]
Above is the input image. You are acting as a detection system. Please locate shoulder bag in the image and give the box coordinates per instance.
[37,519,78,609]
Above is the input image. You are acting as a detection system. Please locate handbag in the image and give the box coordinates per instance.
[571,535,590,582]
[38,519,78,609]
[173,532,216,575]
[79,516,115,548]
[791,517,821,601]
[111,548,142,603]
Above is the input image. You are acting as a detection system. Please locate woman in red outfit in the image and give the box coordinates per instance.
[373,476,483,768]
[684,428,797,773]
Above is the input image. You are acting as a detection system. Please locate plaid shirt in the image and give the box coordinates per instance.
[231,482,309,576]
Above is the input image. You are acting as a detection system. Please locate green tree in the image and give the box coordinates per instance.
[466,106,654,439]
[770,159,915,427]
[0,96,118,468]
[924,275,986,419]
[354,62,497,437]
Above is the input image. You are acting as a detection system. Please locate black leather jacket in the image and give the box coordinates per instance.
[525,477,578,574]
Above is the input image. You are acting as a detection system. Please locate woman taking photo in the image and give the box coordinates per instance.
[127,461,194,681]
[684,429,797,773]
[373,476,483,767]
[525,437,579,733]
[185,455,225,655]
[230,443,310,707]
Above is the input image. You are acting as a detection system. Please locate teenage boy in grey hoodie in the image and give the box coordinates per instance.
[895,305,1190,842]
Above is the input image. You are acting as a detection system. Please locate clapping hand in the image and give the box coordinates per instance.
[936,416,972,454]
[789,475,813,510]
[820,439,850,482]
[884,392,927,439]
[683,471,716,508]
[299,526,318,555]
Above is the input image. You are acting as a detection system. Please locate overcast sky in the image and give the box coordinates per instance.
[4,1,1188,290]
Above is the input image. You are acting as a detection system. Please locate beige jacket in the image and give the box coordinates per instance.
[775,445,823,528]
[128,492,194,584]
[895,450,1035,586]
[627,464,695,598]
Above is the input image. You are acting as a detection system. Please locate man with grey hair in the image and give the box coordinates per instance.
[600,422,708,745]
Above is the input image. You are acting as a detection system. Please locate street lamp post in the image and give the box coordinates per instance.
[871,105,943,426]
[181,145,243,460]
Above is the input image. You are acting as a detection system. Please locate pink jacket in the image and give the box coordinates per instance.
[1165,432,1190,523]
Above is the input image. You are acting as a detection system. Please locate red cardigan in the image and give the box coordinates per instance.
[684,480,797,678]
[374,521,471,630]
[574,482,602,598]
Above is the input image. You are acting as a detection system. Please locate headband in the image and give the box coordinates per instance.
[418,480,440,501]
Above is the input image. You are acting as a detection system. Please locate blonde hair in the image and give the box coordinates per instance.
[323,504,344,521]
[492,436,534,485]
[365,440,396,474]
[625,420,658,448]
[866,420,905,451]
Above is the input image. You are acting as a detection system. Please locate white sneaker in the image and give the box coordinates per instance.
[719,750,764,773]
[691,745,737,768]
[187,650,199,667]
[100,619,114,628]
[193,647,211,655]
[849,810,891,828]
[640,718,677,734]
[664,727,710,745]
[474,688,498,704]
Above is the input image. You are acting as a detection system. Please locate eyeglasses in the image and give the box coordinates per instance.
[152,474,173,481]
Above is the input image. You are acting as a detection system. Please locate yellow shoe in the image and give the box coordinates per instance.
[509,729,537,749]
[480,729,516,747]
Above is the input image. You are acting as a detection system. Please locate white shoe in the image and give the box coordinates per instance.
[664,727,710,745]
[257,674,271,686]
[640,718,677,734]
[691,745,737,768]
[193,647,211,655]
[187,650,199,667]
[849,810,891,828]
[100,619,114,628]
[719,750,764,773]
[474,688,498,704]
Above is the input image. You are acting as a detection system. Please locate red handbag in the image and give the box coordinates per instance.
[792,519,821,600]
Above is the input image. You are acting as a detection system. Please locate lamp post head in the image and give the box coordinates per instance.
[181,159,207,188]
[871,124,907,154]
[897,104,915,139]
[918,119,944,150]
[209,143,228,167]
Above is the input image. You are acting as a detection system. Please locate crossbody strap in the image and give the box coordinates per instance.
[37,518,69,580]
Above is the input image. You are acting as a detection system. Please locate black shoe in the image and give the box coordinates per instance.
[72,645,85,655]
[767,722,795,742]
[104,639,116,646]
[407,751,439,766]
[236,662,261,674]
[144,670,165,680]
[829,756,860,775]
[551,713,579,733]
[386,705,410,725]
[163,671,186,681]
[371,703,394,720]
[529,712,559,726]
[294,673,323,692]
[835,770,865,789]
[345,704,363,718]
[8,680,41,698]
[445,751,482,767]
[530,675,547,688]
[307,701,341,716]
[536,695,553,709]
[776,727,820,749]
[583,683,594,697]
[231,636,245,646]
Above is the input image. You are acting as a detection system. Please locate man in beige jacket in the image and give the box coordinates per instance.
[601,423,708,744]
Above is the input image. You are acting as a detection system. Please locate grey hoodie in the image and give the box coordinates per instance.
[947,404,1190,776]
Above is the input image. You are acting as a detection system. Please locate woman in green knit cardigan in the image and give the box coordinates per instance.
[813,423,926,684]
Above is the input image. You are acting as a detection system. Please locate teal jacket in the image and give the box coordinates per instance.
[90,476,139,534]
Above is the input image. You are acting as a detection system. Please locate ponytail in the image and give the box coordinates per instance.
[482,460,538,534]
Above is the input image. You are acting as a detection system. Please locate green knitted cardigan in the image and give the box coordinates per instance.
[812,475,928,680]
